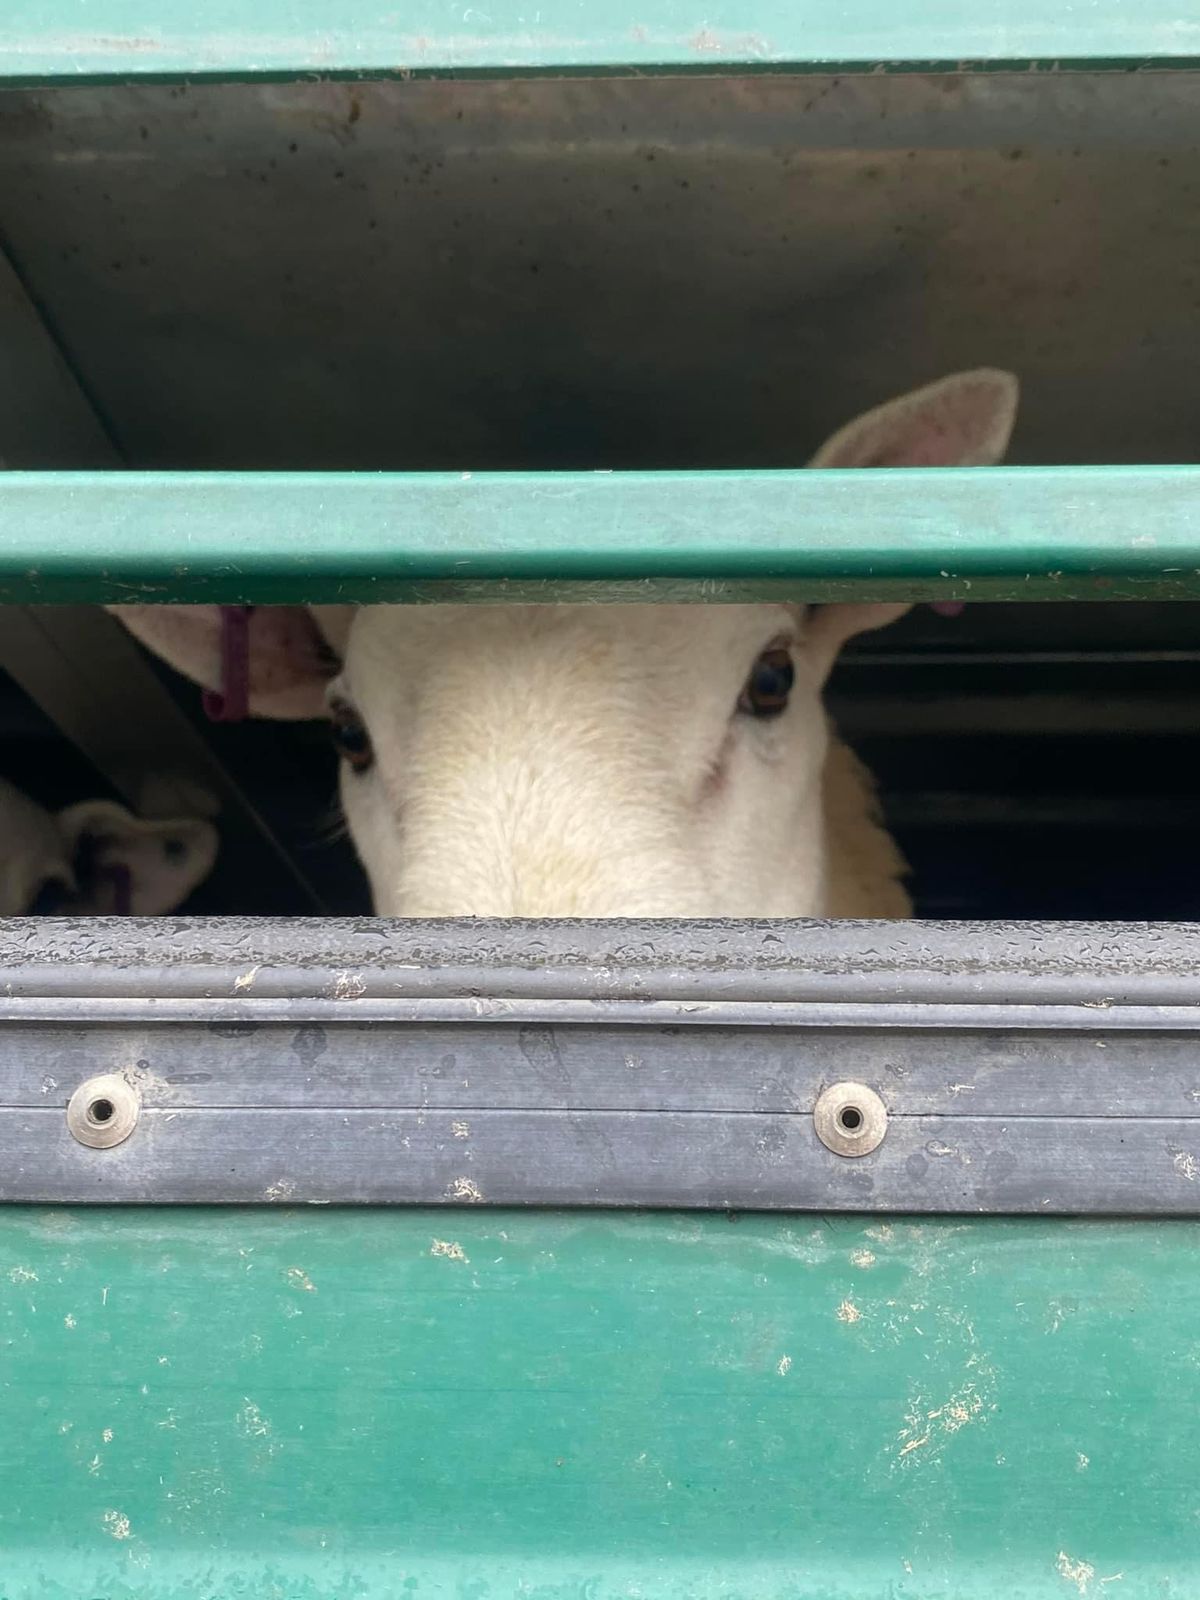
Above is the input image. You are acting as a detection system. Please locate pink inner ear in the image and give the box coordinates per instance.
[874,424,961,468]
[108,605,334,721]
[851,396,993,468]
[809,369,1018,471]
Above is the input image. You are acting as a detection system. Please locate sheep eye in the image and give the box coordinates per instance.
[738,646,795,719]
[330,703,374,773]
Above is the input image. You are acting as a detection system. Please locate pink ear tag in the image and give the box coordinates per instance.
[928,601,966,618]
[202,605,254,722]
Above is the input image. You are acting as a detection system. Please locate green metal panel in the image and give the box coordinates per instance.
[2,467,1200,604]
[2,0,1200,83]
[0,1206,1193,1597]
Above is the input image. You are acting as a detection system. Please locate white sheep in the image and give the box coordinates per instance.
[109,369,1017,918]
[0,775,218,915]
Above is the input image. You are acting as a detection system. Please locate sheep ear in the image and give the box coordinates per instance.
[56,801,219,915]
[0,778,74,915]
[106,605,336,720]
[799,603,912,686]
[808,368,1019,468]
[799,370,1020,677]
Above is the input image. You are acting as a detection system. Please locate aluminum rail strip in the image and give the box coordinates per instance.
[2,917,1199,1212]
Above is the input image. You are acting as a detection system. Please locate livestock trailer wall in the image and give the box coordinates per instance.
[2,3,1200,1595]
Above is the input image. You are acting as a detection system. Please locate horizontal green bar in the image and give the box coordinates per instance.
[0,1207,1196,1597]
[3,467,1200,604]
[2,0,1200,83]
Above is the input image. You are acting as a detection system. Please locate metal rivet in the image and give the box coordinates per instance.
[66,1074,140,1150]
[813,1081,888,1157]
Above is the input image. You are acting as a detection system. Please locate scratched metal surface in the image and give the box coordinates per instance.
[0,73,1198,472]
[0,1205,1191,1597]
[3,918,1200,1210]
[1,0,1199,79]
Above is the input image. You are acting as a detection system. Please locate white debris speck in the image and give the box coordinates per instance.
[102,1428,113,1444]
[895,1377,993,1469]
[431,1239,468,1263]
[286,1267,317,1293]
[1077,1452,1090,1471]
[63,1313,76,1329]
[233,965,260,992]
[1057,1551,1096,1594]
[836,1299,862,1324]
[103,1510,131,1540]
[776,1355,792,1376]
[1174,1151,1199,1182]
[265,1179,296,1202]
[8,1267,37,1284]
[451,1119,470,1139]
[850,1249,876,1268]
[447,1176,483,1203]
[238,1399,271,1438]
[333,970,366,999]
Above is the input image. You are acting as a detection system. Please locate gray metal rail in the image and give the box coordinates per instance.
[2,918,1198,1212]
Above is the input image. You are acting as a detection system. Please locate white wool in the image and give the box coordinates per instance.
[0,777,73,916]
[106,368,1019,919]
[334,602,903,917]
[0,776,218,916]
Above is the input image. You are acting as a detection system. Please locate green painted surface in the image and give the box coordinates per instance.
[3,466,1200,604]
[1,0,1199,82]
[0,1207,1193,1596]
